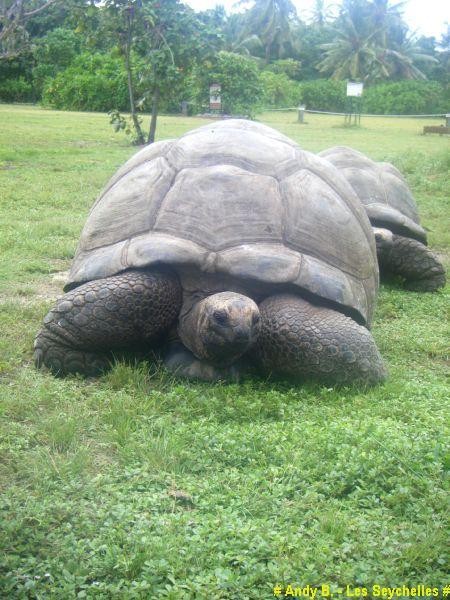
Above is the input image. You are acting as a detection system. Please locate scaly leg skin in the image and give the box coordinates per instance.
[379,234,446,292]
[164,341,240,382]
[34,269,182,376]
[256,294,387,387]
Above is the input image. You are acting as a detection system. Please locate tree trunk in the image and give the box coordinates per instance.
[147,85,160,144]
[124,12,145,145]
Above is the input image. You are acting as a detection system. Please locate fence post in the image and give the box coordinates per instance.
[297,105,306,124]
[446,114,450,127]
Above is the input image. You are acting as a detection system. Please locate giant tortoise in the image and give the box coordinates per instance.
[35,120,386,385]
[319,146,446,292]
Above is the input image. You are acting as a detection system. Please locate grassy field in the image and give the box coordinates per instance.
[0,104,449,599]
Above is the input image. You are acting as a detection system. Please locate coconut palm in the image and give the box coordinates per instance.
[382,33,438,79]
[223,12,263,56]
[309,0,335,27]
[317,7,383,80]
[318,0,437,81]
[238,0,299,63]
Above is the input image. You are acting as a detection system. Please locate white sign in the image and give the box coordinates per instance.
[347,82,364,97]
[209,83,221,110]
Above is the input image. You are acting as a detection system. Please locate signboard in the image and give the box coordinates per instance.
[347,81,364,97]
[209,83,221,110]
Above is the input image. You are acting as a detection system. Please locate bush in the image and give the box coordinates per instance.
[362,81,448,115]
[0,77,34,102]
[298,79,347,112]
[288,79,449,115]
[32,28,82,96]
[265,59,302,80]
[42,52,131,112]
[259,71,301,108]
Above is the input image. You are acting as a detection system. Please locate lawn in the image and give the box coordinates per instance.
[0,104,448,599]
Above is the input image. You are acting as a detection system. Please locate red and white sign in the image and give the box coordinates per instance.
[209,83,221,110]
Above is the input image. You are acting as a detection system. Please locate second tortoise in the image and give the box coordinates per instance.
[320,146,446,292]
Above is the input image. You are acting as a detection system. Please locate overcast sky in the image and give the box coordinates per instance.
[185,0,449,40]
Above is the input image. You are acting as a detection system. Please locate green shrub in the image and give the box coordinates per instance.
[32,28,82,96]
[259,71,301,108]
[265,58,302,80]
[41,52,131,112]
[362,81,448,115]
[0,77,34,102]
[298,79,347,112]
[289,79,449,115]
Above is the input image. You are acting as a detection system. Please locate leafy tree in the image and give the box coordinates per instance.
[0,0,59,59]
[137,0,219,143]
[91,0,148,144]
[94,0,219,144]
[190,51,263,116]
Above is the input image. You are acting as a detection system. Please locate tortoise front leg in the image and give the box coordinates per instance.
[378,234,446,292]
[256,294,386,386]
[164,340,240,382]
[34,269,181,376]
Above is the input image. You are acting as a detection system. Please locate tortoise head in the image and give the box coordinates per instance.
[179,292,261,366]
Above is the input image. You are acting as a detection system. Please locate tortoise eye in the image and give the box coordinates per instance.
[213,309,228,325]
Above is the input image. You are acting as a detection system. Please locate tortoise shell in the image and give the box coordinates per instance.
[67,120,378,325]
[319,146,427,244]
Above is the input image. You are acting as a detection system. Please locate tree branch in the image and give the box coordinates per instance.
[158,30,175,65]
[0,0,58,59]
[24,0,57,18]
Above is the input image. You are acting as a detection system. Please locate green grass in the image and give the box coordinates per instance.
[0,104,449,598]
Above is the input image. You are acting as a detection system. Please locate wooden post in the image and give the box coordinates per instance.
[297,105,305,124]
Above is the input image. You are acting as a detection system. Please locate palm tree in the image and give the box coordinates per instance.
[382,34,438,80]
[317,0,437,82]
[238,0,299,63]
[309,0,336,27]
[317,8,384,80]
[223,13,262,56]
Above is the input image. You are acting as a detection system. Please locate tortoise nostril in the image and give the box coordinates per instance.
[234,326,249,342]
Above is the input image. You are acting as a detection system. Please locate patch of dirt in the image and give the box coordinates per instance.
[0,271,69,306]
[35,271,69,301]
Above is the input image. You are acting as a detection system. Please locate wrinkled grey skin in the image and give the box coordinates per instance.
[320,146,446,292]
[34,120,386,386]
